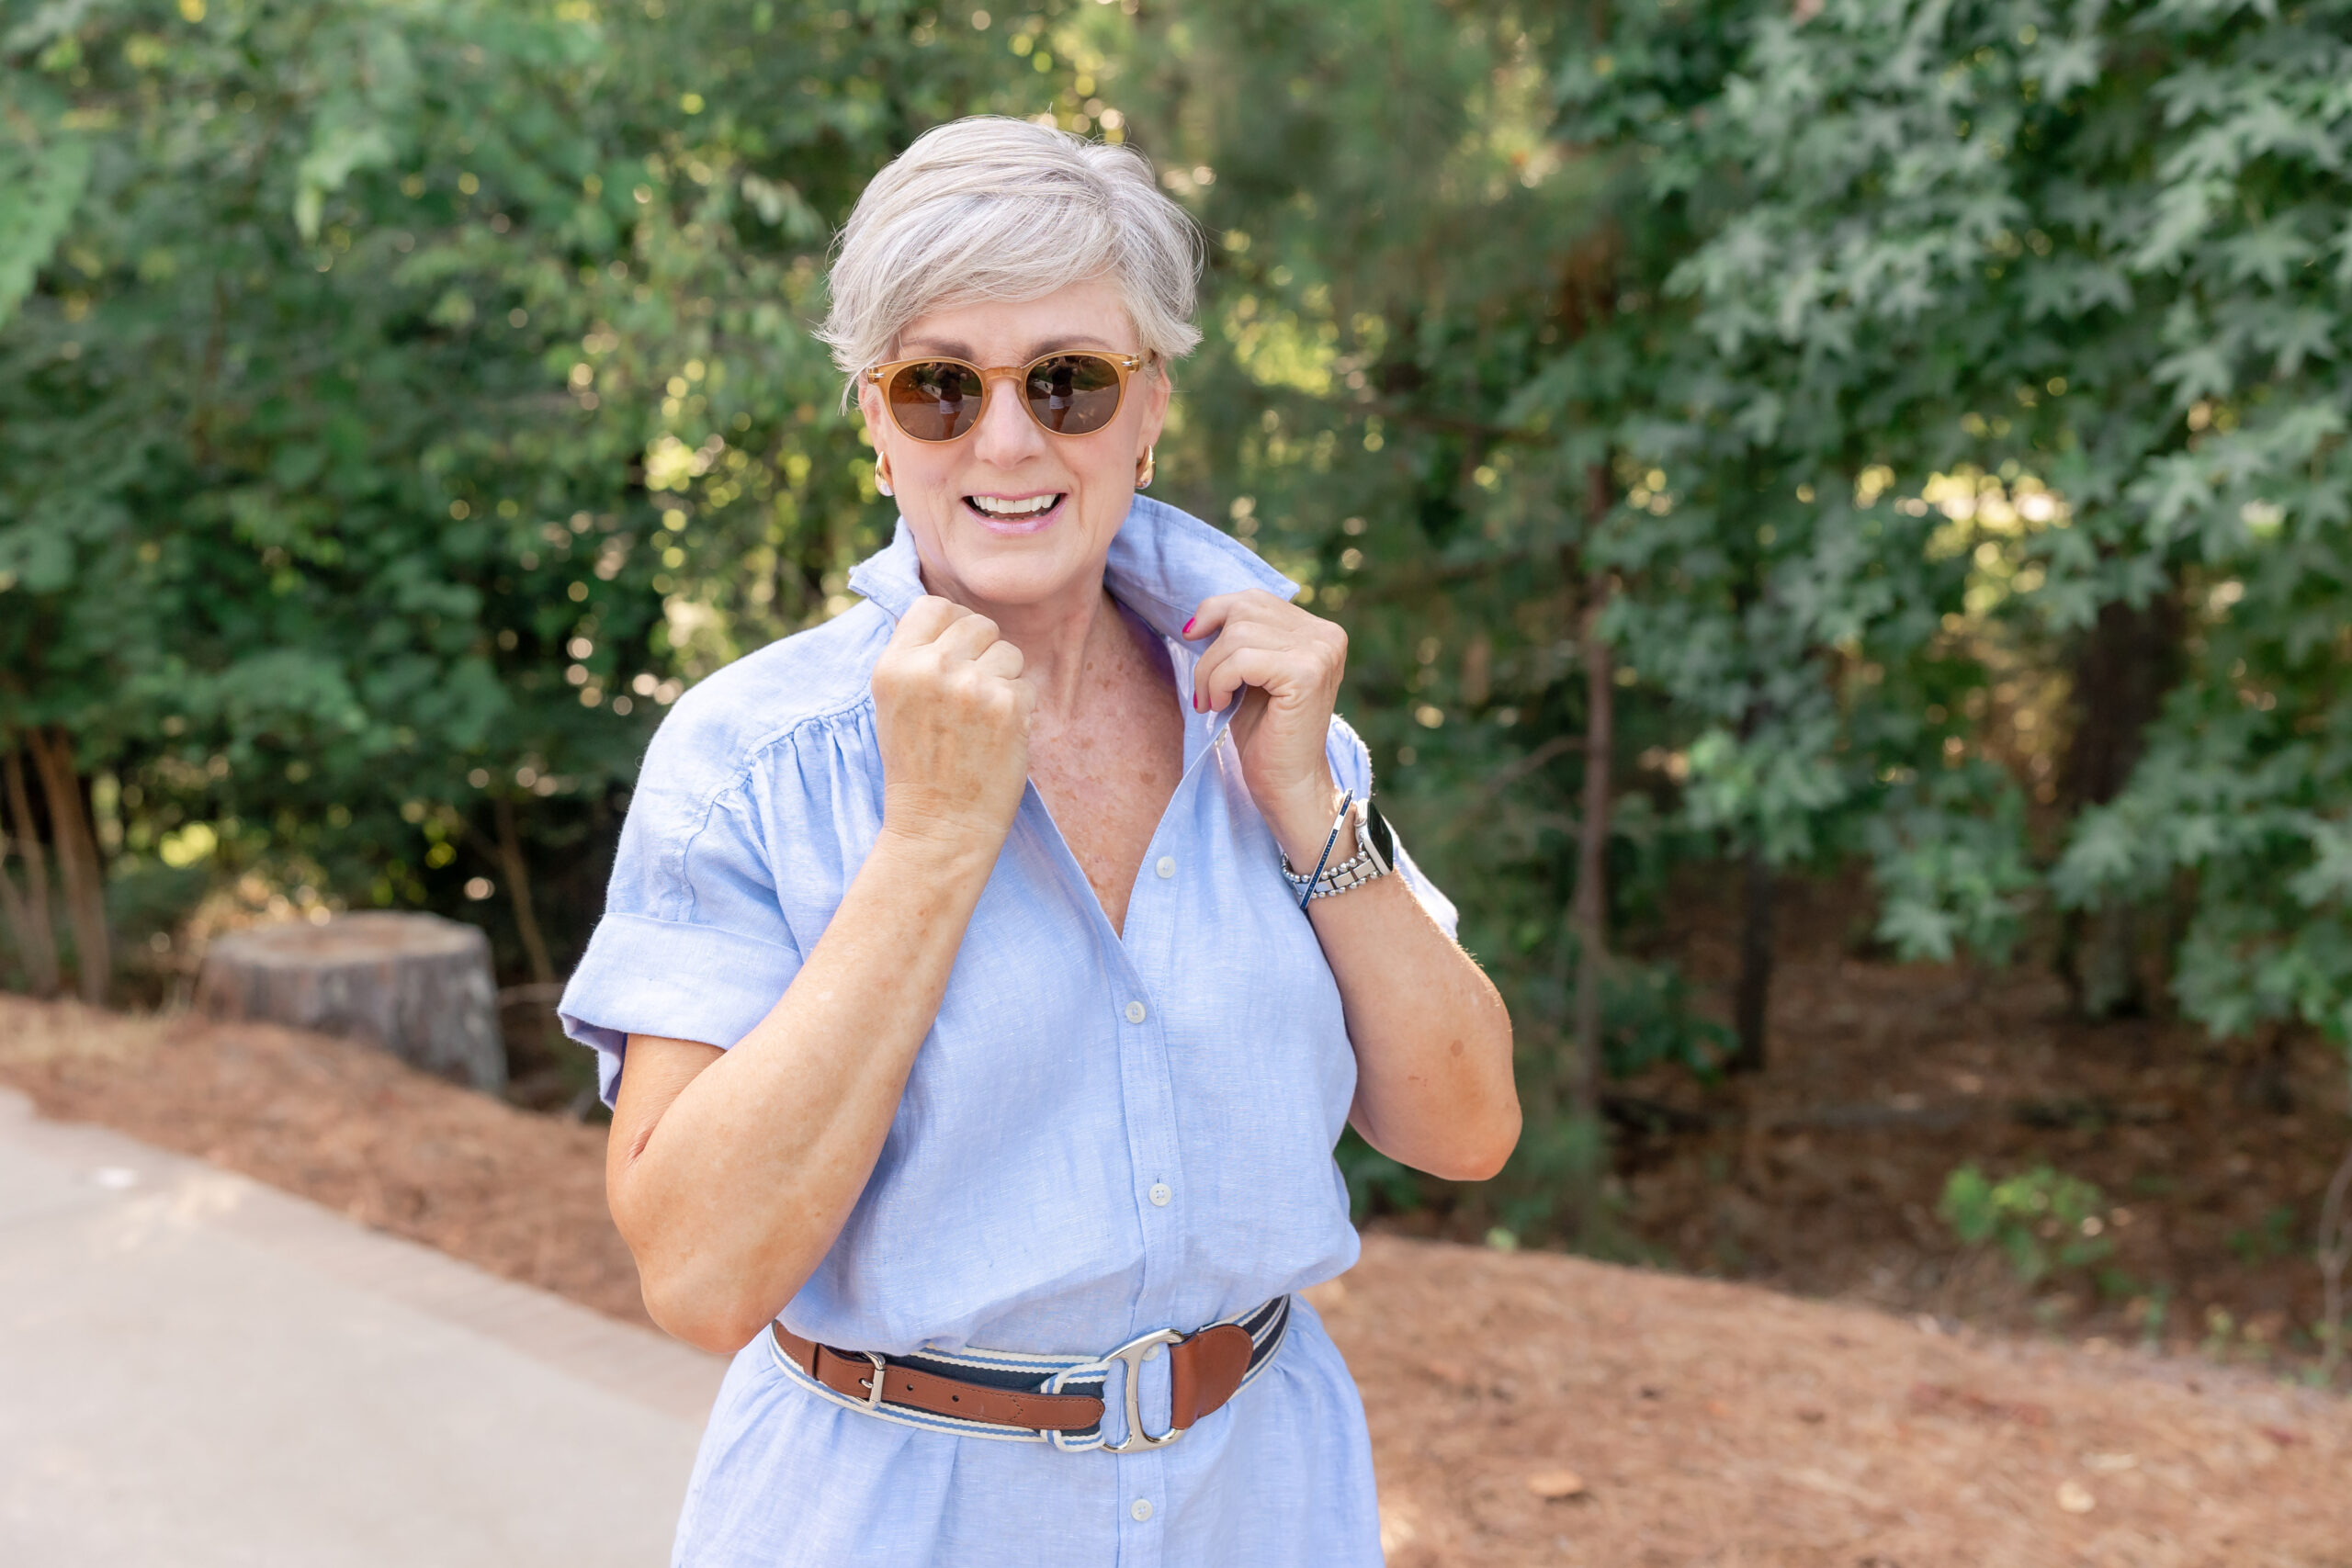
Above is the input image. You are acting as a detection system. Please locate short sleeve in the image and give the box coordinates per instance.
[1324,716,1459,940]
[560,770,805,1107]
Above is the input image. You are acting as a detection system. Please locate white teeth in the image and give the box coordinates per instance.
[969,494,1058,517]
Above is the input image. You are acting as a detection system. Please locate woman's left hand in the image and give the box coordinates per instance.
[1185,590,1348,863]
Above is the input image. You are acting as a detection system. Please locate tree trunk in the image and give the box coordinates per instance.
[2320,1142,2352,1382]
[2233,1021,2297,1115]
[2073,901,2142,1019]
[491,794,557,988]
[2057,594,2182,1018]
[1727,848,1776,1075]
[1,743,62,997]
[27,727,109,1005]
[0,840,35,988]
[1567,471,1615,1121]
[198,912,504,1090]
[0,822,44,995]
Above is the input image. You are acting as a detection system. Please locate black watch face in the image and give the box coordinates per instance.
[1364,795,1395,869]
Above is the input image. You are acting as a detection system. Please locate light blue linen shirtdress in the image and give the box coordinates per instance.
[560,495,1457,1567]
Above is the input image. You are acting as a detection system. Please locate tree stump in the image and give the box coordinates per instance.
[197,913,505,1091]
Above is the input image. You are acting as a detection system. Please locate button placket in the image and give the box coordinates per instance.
[1106,900,1193,1338]
[1102,704,1213,1347]
[1115,1446,1170,1568]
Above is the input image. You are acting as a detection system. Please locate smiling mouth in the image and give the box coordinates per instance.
[964,492,1065,524]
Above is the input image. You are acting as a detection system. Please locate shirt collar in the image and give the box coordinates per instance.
[845,494,1296,641]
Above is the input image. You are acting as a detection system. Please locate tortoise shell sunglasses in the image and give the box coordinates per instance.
[863,351,1151,443]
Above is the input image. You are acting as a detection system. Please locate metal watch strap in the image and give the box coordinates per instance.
[1283,798,1394,901]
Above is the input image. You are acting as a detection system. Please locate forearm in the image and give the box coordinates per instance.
[610,827,997,1348]
[1272,800,1520,1181]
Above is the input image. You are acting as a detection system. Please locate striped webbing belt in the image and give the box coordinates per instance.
[768,1294,1292,1453]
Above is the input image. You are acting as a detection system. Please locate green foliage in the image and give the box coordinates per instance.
[0,0,1087,973]
[1334,1126,1423,1223]
[1490,1106,1609,1239]
[1598,961,1733,1079]
[1549,0,2352,1049]
[0,103,88,328]
[1939,1163,2115,1287]
[1866,762,2038,965]
[2224,1203,2301,1267]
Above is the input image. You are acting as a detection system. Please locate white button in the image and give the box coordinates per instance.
[1125,1000,1147,1024]
[1148,1183,1171,1207]
[1155,856,1175,879]
[1131,1499,1154,1523]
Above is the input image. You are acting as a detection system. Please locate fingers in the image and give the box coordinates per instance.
[894,595,1009,660]
[1189,604,1347,714]
[1198,645,1318,716]
[891,597,1005,661]
[973,638,1025,682]
[931,608,1003,663]
[892,595,964,647]
[1180,587,1304,641]
[1182,592,1246,642]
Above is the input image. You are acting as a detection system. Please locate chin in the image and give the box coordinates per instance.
[942,543,1096,608]
[925,491,1116,606]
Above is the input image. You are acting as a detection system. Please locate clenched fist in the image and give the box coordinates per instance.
[871,596,1035,852]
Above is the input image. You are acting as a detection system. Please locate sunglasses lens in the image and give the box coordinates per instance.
[888,361,986,441]
[1023,354,1125,435]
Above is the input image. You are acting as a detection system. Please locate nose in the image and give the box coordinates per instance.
[967,369,1047,469]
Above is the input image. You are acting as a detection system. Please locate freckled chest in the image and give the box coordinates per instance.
[1026,614,1185,938]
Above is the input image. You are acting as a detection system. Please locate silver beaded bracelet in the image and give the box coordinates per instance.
[1281,794,1396,908]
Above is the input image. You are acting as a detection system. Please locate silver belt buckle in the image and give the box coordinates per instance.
[855,1349,888,1408]
[1098,1327,1185,1453]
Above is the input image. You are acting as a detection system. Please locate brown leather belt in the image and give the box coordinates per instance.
[770,1296,1288,1451]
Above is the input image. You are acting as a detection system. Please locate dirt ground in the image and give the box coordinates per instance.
[1630,877,2352,1367]
[1374,876,2352,1377]
[5,991,2349,1565]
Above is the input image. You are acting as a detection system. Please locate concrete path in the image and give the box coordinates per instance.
[0,1087,725,1567]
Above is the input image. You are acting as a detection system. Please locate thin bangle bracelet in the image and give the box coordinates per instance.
[1296,792,1353,913]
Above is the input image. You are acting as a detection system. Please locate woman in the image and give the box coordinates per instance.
[560,116,1518,1566]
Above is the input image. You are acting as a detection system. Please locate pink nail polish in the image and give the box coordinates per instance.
[1182,617,1196,637]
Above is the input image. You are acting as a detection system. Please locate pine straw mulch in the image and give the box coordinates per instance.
[4,993,2350,1566]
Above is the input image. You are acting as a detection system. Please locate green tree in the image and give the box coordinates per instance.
[1578,0,2352,1058]
[0,0,1081,1010]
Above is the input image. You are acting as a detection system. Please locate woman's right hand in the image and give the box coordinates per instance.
[870,595,1034,852]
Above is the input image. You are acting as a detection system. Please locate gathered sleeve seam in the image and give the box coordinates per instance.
[654,691,877,925]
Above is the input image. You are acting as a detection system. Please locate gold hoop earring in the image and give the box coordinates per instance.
[1136,446,1155,490]
[875,459,894,498]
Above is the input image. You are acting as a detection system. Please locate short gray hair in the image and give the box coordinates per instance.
[817,117,1204,388]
